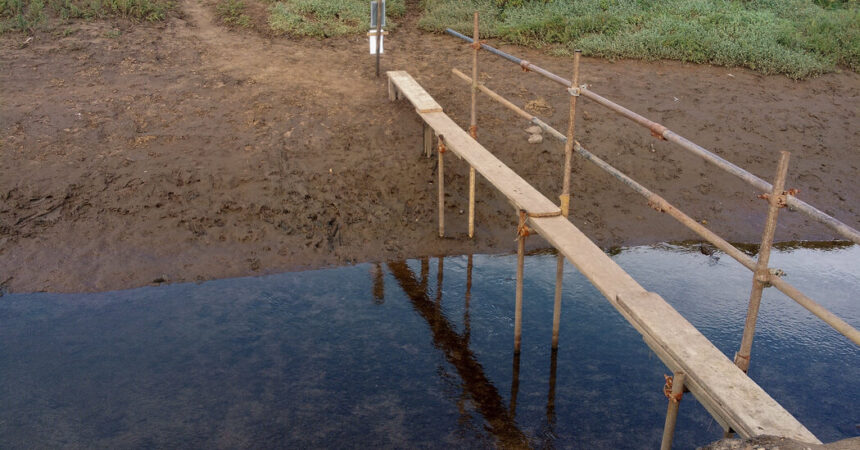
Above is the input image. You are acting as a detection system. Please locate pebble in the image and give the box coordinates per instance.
[528,134,543,144]
[525,125,542,135]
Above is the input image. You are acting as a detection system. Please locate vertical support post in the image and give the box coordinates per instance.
[546,347,559,426]
[514,210,527,353]
[734,151,791,373]
[464,254,473,345]
[660,371,687,450]
[375,0,383,77]
[423,122,433,157]
[552,50,581,349]
[509,349,521,418]
[437,134,446,238]
[467,12,479,239]
[371,262,384,304]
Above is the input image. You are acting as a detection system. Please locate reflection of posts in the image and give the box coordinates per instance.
[546,347,559,426]
[371,262,385,304]
[386,260,529,447]
[509,349,521,419]
[464,254,473,345]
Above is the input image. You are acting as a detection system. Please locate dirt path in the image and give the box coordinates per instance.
[1,2,858,293]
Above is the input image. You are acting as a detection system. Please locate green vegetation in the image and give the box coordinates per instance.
[420,0,859,78]
[217,0,250,27]
[1,0,172,32]
[268,0,404,37]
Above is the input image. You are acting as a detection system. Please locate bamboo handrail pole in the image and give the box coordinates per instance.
[444,30,860,244]
[451,68,860,346]
[735,152,791,372]
[468,12,479,239]
[437,134,446,237]
[661,372,687,450]
[769,276,860,346]
[515,211,526,354]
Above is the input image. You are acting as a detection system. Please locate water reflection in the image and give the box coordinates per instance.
[386,259,530,447]
[0,244,856,448]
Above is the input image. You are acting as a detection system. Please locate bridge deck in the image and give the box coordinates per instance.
[387,70,820,444]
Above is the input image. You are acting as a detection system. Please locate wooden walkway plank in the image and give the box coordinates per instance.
[388,71,443,113]
[420,111,560,215]
[386,71,821,444]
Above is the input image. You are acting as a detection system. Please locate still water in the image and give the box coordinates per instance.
[1,244,857,448]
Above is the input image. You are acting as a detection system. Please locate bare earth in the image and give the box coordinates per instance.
[1,1,858,293]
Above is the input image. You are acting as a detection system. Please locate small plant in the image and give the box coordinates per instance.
[216,0,250,28]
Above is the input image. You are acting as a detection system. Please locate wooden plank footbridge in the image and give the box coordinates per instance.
[382,13,859,448]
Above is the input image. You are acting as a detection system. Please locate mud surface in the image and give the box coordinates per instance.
[1,1,858,293]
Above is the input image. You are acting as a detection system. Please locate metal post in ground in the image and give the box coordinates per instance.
[437,135,446,238]
[735,151,791,373]
[375,0,383,77]
[468,11,479,239]
[660,371,687,450]
[552,50,581,349]
[515,210,527,353]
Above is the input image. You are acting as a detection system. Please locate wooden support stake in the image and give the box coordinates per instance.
[469,167,476,238]
[515,210,526,353]
[661,371,687,450]
[468,12,479,239]
[423,122,433,157]
[437,135,445,238]
[735,151,791,373]
[552,50,581,350]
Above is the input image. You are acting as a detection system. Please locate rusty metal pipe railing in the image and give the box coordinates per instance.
[444,29,860,245]
[451,68,860,347]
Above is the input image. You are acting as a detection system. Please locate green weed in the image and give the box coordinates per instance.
[217,0,251,27]
[1,0,172,33]
[420,0,859,78]
[268,0,404,37]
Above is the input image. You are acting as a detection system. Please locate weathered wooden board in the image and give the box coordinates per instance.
[387,71,443,113]
[387,71,821,444]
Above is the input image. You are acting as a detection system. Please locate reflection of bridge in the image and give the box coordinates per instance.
[385,258,530,448]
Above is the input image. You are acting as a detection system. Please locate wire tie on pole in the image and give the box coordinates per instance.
[437,135,447,154]
[757,188,799,208]
[663,375,683,403]
[469,124,477,138]
[519,60,531,72]
[568,86,581,97]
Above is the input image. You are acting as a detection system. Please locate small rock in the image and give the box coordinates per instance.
[525,125,542,135]
[528,134,543,144]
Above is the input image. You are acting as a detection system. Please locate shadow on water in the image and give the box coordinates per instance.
[0,243,857,448]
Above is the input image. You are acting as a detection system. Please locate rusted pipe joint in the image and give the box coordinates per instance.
[649,123,668,140]
[519,60,531,72]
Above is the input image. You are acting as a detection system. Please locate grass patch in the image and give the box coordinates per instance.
[420,0,859,78]
[1,0,173,32]
[217,0,251,27]
[268,0,404,37]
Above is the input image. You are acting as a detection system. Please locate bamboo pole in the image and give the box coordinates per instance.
[443,29,860,245]
[423,122,433,157]
[515,211,526,353]
[465,254,473,345]
[451,69,860,347]
[468,12,479,239]
[735,151,791,373]
[437,134,445,238]
[546,347,559,425]
[375,0,382,77]
[661,371,687,450]
[552,50,581,350]
[510,349,521,418]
